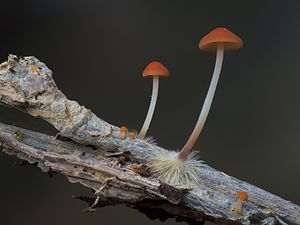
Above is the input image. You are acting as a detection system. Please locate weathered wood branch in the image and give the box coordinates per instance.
[0,55,299,225]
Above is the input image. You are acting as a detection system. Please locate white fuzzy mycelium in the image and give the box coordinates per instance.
[149,149,202,187]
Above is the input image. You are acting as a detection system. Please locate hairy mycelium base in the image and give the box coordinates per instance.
[149,150,202,187]
[144,136,158,145]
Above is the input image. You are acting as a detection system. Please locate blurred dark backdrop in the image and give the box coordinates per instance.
[0,1,299,225]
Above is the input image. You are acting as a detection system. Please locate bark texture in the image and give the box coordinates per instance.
[0,55,299,225]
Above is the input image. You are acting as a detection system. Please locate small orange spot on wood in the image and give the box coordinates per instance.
[31,66,39,74]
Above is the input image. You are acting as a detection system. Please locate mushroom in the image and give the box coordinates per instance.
[177,27,243,161]
[149,28,243,186]
[119,126,128,139]
[232,191,249,214]
[129,132,136,139]
[139,61,169,138]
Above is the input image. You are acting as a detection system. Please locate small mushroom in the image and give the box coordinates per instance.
[177,27,243,161]
[129,132,136,139]
[232,191,248,214]
[139,61,169,138]
[119,126,128,139]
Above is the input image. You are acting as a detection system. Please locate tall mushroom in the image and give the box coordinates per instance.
[139,61,169,138]
[177,27,243,160]
[149,28,243,186]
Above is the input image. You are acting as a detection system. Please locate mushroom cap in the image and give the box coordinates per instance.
[143,61,169,77]
[120,126,128,132]
[236,191,249,201]
[199,27,243,52]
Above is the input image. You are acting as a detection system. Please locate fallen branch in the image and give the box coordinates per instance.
[0,55,299,225]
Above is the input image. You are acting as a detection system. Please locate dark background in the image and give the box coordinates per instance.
[0,1,299,225]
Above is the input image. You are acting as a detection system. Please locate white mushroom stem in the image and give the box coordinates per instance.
[139,76,159,138]
[178,43,224,160]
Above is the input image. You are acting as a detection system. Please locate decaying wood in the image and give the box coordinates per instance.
[0,55,299,225]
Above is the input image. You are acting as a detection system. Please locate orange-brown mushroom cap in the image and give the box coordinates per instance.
[236,191,249,201]
[199,27,243,52]
[143,61,169,77]
[120,126,128,133]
